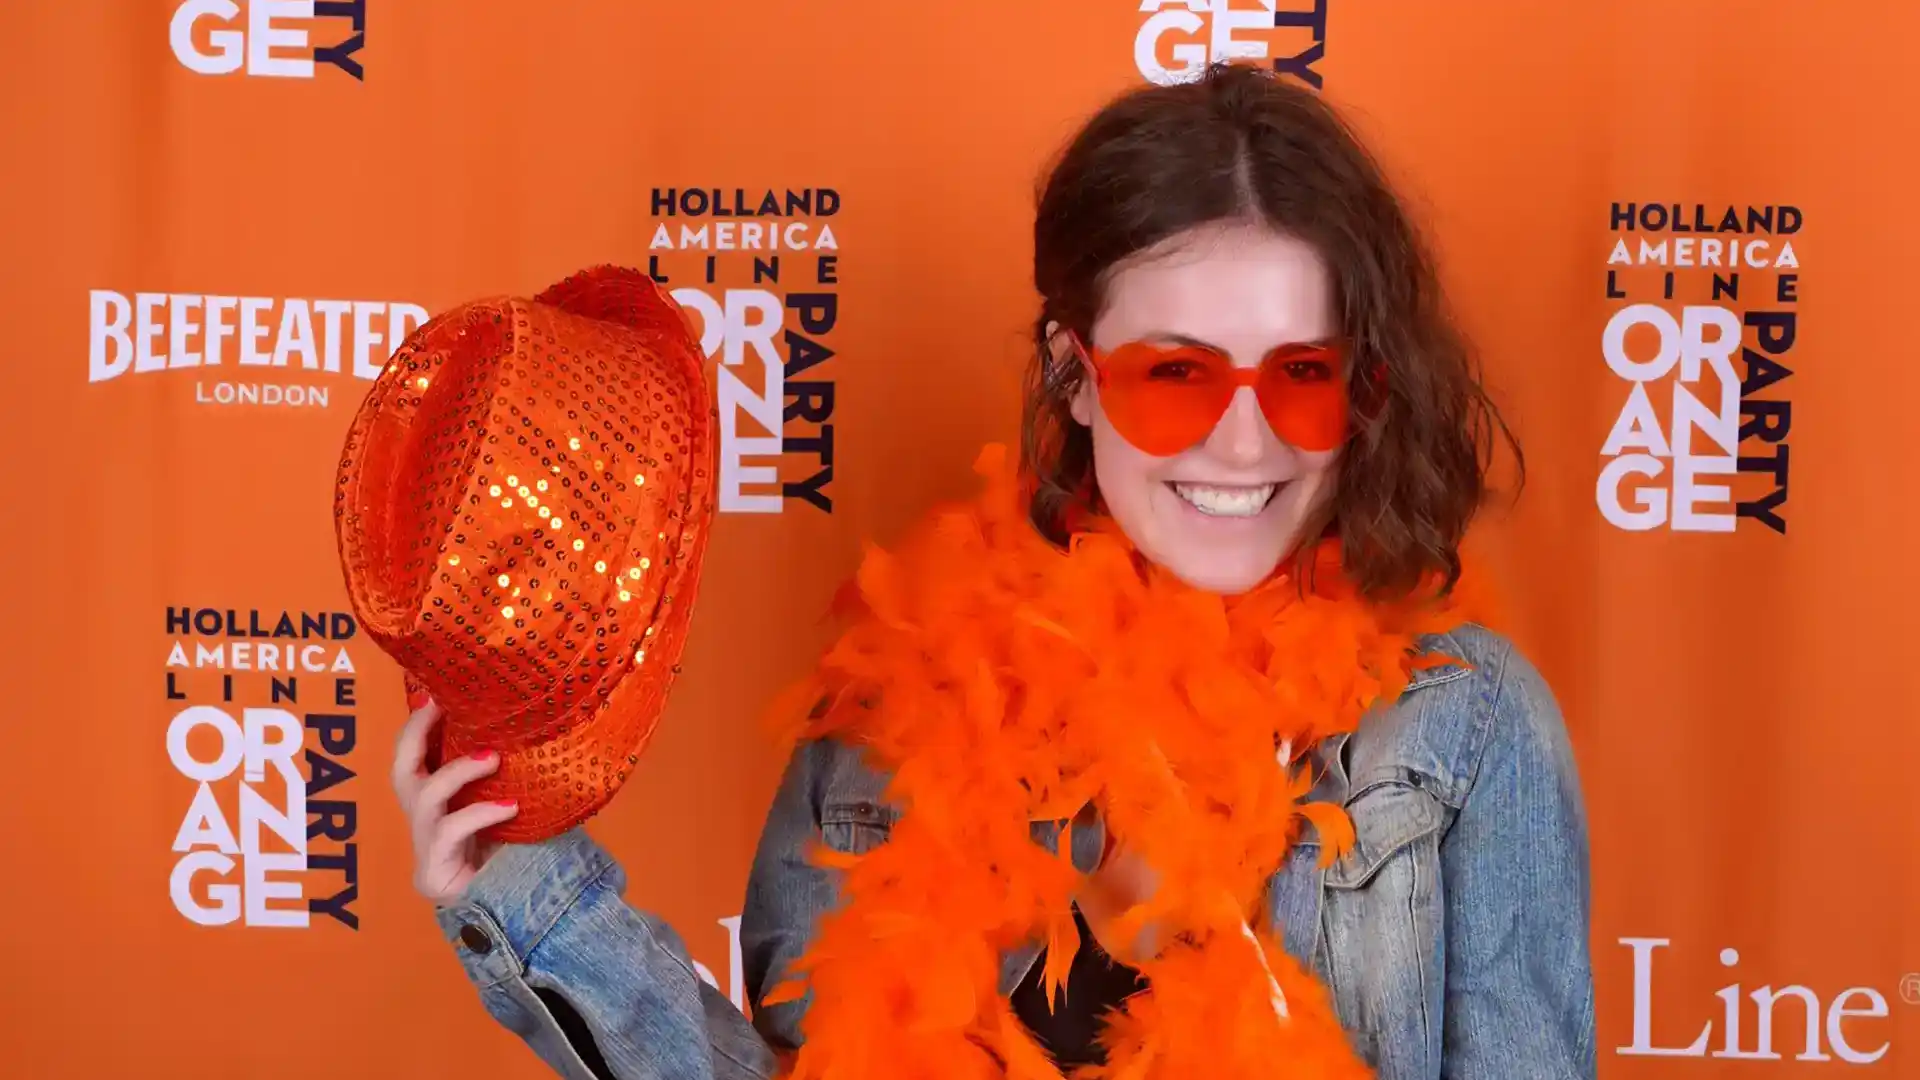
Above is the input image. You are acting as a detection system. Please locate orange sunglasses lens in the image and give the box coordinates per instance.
[1086,340,1350,456]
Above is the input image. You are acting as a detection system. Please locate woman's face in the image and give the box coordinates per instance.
[1069,222,1342,595]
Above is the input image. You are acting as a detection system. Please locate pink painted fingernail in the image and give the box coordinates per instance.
[495,799,518,808]
[470,750,495,762]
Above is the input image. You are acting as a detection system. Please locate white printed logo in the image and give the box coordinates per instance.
[1619,938,1892,1065]
[1134,0,1329,88]
[170,0,367,80]
[89,290,427,408]
[168,706,311,927]
[1596,304,1744,532]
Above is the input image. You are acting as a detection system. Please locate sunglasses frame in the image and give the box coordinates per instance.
[1063,329,1358,455]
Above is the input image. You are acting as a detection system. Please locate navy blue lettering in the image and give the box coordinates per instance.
[784,331,835,379]
[1271,0,1329,87]
[1739,399,1789,443]
[1745,310,1796,353]
[782,466,833,514]
[786,292,837,335]
[1271,41,1325,89]
[1740,348,1793,397]
[785,384,834,424]
[307,713,357,755]
[306,749,356,798]
[314,32,362,78]
[308,800,357,842]
[307,844,360,930]
[1736,446,1789,536]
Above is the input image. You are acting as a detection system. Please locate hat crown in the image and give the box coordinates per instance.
[336,269,715,777]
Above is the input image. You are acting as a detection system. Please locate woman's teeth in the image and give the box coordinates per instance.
[1171,482,1278,518]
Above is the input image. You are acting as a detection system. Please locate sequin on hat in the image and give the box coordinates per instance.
[334,265,716,842]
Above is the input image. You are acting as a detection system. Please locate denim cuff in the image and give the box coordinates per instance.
[433,828,617,990]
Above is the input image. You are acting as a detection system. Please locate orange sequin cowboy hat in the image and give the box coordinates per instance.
[333,265,717,843]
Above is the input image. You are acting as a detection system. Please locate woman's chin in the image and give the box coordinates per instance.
[1149,541,1288,595]
[1145,487,1292,593]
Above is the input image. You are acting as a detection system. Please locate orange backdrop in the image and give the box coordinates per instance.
[4,1,1917,1076]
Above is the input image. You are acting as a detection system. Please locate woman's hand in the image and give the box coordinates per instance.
[391,695,520,906]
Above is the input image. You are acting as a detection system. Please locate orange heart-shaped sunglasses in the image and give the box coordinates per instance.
[1067,331,1355,457]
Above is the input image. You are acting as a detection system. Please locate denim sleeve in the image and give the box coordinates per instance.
[434,829,778,1080]
[1438,642,1598,1079]
[739,738,847,1050]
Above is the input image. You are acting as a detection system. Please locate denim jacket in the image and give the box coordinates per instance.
[433,624,1596,1079]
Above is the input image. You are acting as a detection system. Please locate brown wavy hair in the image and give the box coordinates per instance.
[1023,62,1519,601]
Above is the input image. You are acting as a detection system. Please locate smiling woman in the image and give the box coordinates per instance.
[403,60,1594,1080]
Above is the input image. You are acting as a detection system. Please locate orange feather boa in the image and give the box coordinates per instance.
[763,444,1486,1079]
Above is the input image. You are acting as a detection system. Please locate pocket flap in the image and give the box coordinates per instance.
[1323,778,1443,890]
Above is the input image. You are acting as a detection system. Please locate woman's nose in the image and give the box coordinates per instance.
[1203,386,1271,467]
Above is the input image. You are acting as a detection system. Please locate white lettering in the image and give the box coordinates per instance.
[1598,305,1744,533]
[87,292,422,390]
[238,296,274,366]
[1597,455,1667,531]
[89,290,132,381]
[692,915,749,1011]
[650,222,826,253]
[673,287,786,513]
[1669,454,1735,533]
[1828,989,1891,1064]
[171,294,204,370]
[171,851,243,925]
[271,296,317,369]
[1617,939,1894,1063]
[1135,0,1276,86]
[167,705,310,928]
[351,300,387,379]
[247,0,314,79]
[313,299,351,372]
[137,292,168,373]
[170,0,246,76]
[1608,237,1794,268]
[170,0,317,78]
[205,295,237,367]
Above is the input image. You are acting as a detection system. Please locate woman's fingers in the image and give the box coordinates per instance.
[412,750,501,823]
[427,799,521,870]
[390,698,445,805]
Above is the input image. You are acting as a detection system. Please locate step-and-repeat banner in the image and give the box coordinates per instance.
[5,1,1916,1076]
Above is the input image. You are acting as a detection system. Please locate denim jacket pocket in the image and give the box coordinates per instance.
[813,742,898,856]
[1319,771,1450,1077]
[1323,771,1446,891]
[820,799,894,854]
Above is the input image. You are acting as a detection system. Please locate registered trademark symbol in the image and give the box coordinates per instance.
[1899,973,1920,1006]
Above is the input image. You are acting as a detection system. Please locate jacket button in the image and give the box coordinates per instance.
[458,924,492,954]
[853,802,877,820]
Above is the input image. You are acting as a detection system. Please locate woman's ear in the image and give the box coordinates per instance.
[1046,320,1097,429]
